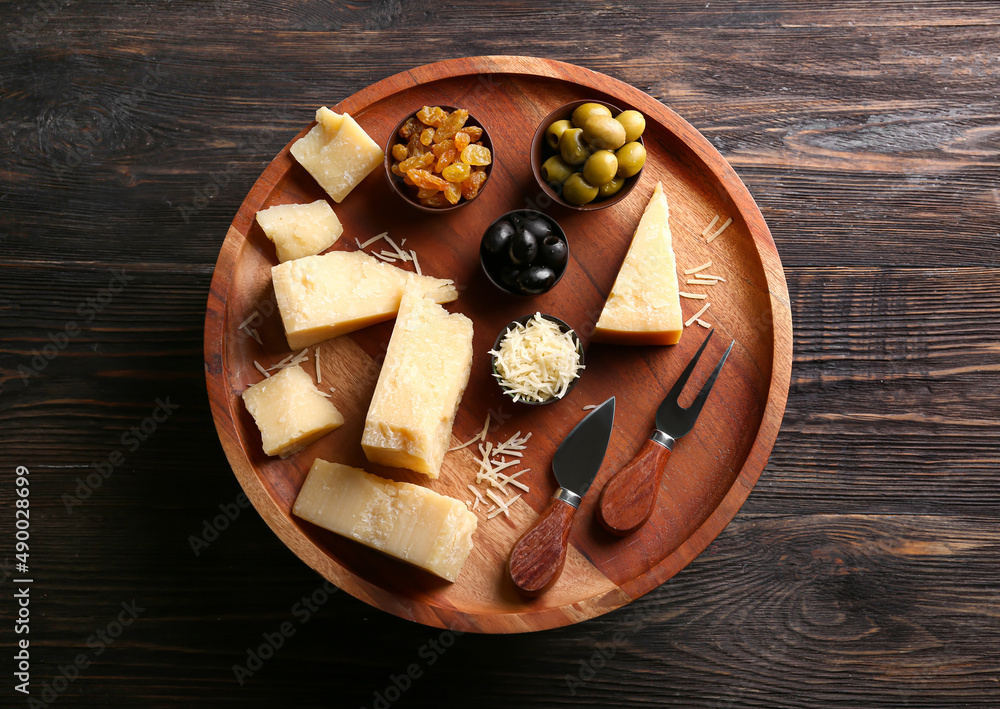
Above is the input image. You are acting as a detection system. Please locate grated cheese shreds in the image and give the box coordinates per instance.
[490,313,584,403]
[706,217,733,244]
[695,318,712,328]
[355,238,363,250]
[684,261,712,275]
[487,493,522,519]
[360,232,387,249]
[687,278,717,286]
[411,250,422,276]
[246,328,263,345]
[701,215,720,237]
[679,291,708,300]
[253,360,270,378]
[583,404,597,410]
[699,274,727,282]
[685,302,712,328]
[373,252,395,262]
[450,413,491,452]
[315,345,322,384]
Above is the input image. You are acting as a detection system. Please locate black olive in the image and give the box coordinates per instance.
[537,235,568,270]
[483,220,515,256]
[524,217,552,240]
[509,228,538,266]
[517,266,557,295]
[498,264,521,288]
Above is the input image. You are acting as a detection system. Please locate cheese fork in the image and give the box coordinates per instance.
[597,330,734,537]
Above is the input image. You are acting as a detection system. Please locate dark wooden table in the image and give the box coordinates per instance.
[3,2,998,707]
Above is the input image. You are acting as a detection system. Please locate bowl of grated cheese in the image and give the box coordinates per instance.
[490,313,585,405]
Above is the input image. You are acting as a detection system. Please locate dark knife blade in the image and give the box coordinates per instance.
[552,396,616,501]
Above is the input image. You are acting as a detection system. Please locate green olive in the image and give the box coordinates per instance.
[545,119,573,150]
[615,110,645,143]
[582,150,618,186]
[582,115,627,150]
[562,173,599,205]
[598,176,625,199]
[540,155,574,185]
[615,141,646,178]
[571,102,612,129]
[559,127,591,166]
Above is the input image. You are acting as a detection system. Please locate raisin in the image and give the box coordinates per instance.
[460,126,483,141]
[454,131,470,152]
[434,146,458,172]
[399,152,434,173]
[417,187,439,199]
[406,132,426,157]
[420,192,449,208]
[442,161,471,183]
[408,169,449,191]
[416,106,447,127]
[391,143,408,162]
[461,169,487,200]
[420,127,435,146]
[444,182,462,205]
[460,144,492,166]
[433,108,469,143]
[398,117,419,139]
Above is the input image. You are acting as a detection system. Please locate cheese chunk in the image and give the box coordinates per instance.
[293,459,477,582]
[242,364,344,457]
[256,200,343,263]
[362,280,473,478]
[272,250,458,349]
[593,181,683,345]
[290,107,385,203]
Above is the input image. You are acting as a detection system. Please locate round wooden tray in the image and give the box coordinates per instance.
[204,56,792,634]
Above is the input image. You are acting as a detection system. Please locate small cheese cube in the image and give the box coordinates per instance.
[272,250,458,349]
[593,181,684,345]
[362,279,473,478]
[255,200,343,263]
[242,364,343,457]
[290,107,385,203]
[292,458,478,582]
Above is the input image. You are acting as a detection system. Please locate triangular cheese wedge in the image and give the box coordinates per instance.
[592,181,683,345]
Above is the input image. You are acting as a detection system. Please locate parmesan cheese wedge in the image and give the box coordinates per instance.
[362,279,474,478]
[292,459,477,582]
[290,108,384,203]
[271,250,458,349]
[242,364,344,457]
[255,200,343,263]
[593,181,683,345]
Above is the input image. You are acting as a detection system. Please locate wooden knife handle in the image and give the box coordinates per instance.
[508,495,577,596]
[597,437,672,536]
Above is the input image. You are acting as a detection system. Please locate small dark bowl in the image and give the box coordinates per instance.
[384,106,495,213]
[490,314,585,406]
[479,210,569,298]
[530,99,645,211]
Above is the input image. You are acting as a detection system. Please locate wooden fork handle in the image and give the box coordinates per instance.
[597,435,673,536]
[508,493,577,596]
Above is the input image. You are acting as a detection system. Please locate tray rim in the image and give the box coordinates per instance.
[204,55,793,634]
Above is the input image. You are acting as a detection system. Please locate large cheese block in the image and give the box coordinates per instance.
[290,107,384,203]
[255,199,343,263]
[272,250,458,349]
[593,181,684,345]
[242,364,344,457]
[292,459,478,582]
[362,279,473,478]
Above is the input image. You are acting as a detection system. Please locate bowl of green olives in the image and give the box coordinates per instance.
[480,210,569,297]
[531,100,647,210]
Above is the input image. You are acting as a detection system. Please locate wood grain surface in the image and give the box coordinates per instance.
[2,0,999,706]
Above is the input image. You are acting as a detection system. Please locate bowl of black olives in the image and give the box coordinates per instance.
[480,210,569,297]
[530,100,647,210]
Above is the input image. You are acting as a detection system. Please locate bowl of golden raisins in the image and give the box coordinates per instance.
[385,105,494,212]
[531,100,646,210]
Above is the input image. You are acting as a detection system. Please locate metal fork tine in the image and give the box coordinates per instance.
[686,339,735,417]
[666,329,714,401]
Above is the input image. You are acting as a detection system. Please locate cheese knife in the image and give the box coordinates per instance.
[597,330,734,537]
[507,396,616,596]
